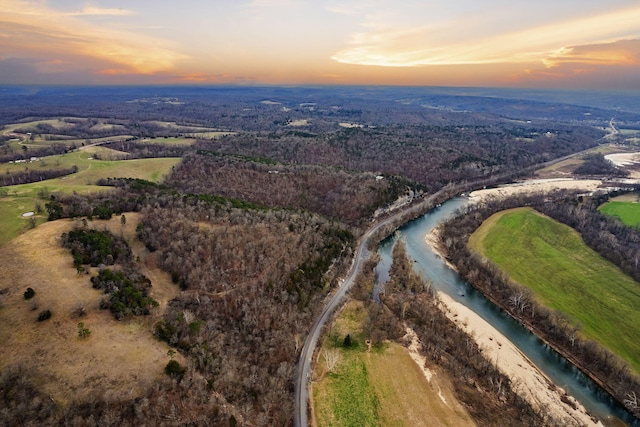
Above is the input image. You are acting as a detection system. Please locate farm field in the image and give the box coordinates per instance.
[312,301,473,427]
[0,152,181,247]
[599,197,640,228]
[469,207,640,373]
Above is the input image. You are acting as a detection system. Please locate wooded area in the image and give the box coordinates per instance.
[1,86,638,425]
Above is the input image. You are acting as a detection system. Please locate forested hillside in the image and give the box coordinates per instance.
[1,86,634,425]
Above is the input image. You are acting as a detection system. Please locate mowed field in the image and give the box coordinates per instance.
[0,213,180,407]
[0,151,181,246]
[469,207,640,373]
[312,301,474,427]
[599,197,640,229]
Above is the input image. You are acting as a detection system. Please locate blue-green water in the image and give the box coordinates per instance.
[375,197,639,426]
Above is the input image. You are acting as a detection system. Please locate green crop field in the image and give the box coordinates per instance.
[469,208,640,373]
[599,200,640,229]
[0,152,181,247]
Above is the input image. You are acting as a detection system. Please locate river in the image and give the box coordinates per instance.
[375,196,639,426]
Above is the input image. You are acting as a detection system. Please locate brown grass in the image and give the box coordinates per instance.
[366,343,475,427]
[0,213,180,407]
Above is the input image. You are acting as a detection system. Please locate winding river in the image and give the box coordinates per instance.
[375,197,639,426]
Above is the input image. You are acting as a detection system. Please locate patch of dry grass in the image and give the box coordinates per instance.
[0,213,179,407]
[366,343,475,427]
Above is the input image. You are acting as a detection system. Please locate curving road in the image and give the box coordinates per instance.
[293,190,446,427]
[292,135,620,426]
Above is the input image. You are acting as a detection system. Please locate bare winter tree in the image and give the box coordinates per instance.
[324,348,340,372]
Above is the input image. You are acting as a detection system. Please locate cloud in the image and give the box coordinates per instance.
[0,0,184,79]
[331,5,640,67]
[506,39,640,89]
[69,6,136,16]
[542,39,640,68]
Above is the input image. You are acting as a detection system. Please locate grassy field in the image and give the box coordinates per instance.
[599,199,640,228]
[0,151,181,247]
[313,302,380,426]
[469,207,640,373]
[312,301,474,427]
[0,214,180,406]
[1,118,81,134]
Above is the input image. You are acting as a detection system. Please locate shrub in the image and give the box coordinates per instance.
[23,287,35,300]
[164,360,185,379]
[77,322,91,338]
[37,309,51,322]
[343,334,352,348]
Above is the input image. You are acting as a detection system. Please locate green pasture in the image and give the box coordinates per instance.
[313,303,380,427]
[314,355,380,427]
[89,122,127,132]
[0,195,46,247]
[599,199,640,228]
[0,152,181,246]
[469,208,640,373]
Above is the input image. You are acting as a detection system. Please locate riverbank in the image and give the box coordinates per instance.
[425,228,601,426]
[467,178,603,204]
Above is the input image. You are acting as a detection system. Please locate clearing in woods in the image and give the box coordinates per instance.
[0,213,180,407]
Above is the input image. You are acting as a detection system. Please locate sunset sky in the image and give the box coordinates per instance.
[1,0,640,89]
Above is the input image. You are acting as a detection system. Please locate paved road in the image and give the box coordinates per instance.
[293,190,446,427]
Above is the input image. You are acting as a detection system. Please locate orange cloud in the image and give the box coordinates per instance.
[504,39,640,88]
[332,5,640,67]
[0,0,185,75]
[542,39,640,68]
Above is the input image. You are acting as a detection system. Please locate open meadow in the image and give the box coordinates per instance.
[0,213,180,406]
[469,207,640,373]
[0,152,181,246]
[312,301,474,427]
[599,197,640,229]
